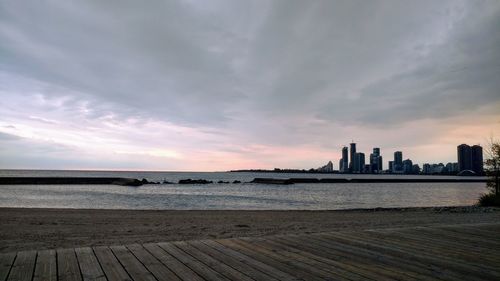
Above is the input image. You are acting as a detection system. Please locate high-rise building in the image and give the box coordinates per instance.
[457,144,483,174]
[402,159,413,174]
[393,151,403,173]
[354,152,365,173]
[370,148,382,173]
[349,143,356,172]
[388,161,394,172]
[341,146,349,173]
[457,144,472,172]
[471,145,483,174]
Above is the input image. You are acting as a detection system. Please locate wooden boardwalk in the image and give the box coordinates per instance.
[1,223,499,281]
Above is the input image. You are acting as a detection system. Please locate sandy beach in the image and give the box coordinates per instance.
[1,206,499,253]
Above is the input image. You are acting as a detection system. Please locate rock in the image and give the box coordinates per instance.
[232,180,241,184]
[112,178,143,186]
[251,178,294,185]
[178,179,213,184]
[217,180,230,184]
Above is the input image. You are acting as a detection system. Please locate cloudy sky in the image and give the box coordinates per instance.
[0,0,499,171]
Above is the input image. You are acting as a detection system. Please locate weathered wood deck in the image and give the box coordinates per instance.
[1,222,499,281]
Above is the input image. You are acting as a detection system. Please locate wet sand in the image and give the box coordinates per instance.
[1,206,499,253]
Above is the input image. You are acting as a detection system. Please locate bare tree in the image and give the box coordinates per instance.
[484,138,500,196]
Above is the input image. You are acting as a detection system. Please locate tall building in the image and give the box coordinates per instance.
[471,145,483,174]
[341,146,349,173]
[349,143,356,172]
[457,144,472,172]
[378,156,383,172]
[388,161,394,172]
[370,147,382,173]
[457,144,483,174]
[402,159,413,174]
[393,151,403,173]
[354,152,365,173]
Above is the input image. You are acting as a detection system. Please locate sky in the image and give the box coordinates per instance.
[0,0,499,171]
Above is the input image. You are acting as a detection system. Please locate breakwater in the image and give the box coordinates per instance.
[0,176,487,186]
[0,177,144,186]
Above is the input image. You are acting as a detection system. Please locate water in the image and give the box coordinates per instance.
[0,170,488,210]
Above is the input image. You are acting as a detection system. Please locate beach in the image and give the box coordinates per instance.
[1,206,499,253]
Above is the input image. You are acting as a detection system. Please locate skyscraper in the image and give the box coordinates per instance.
[341,146,349,173]
[457,144,483,174]
[349,142,356,172]
[457,144,472,172]
[393,151,403,173]
[370,147,382,173]
[354,152,365,173]
[471,145,483,174]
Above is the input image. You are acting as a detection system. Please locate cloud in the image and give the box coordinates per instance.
[0,131,20,141]
[0,0,499,170]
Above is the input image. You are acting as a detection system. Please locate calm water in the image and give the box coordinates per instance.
[0,170,487,210]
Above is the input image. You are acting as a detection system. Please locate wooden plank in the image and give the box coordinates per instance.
[110,245,156,281]
[460,223,500,235]
[33,250,57,281]
[188,240,280,281]
[368,228,500,265]
[202,240,297,281]
[408,226,500,248]
[324,231,499,281]
[0,252,16,281]
[126,244,180,281]
[7,250,36,281]
[280,234,457,281]
[226,238,351,281]
[271,235,424,281]
[143,243,204,281]
[75,247,106,281]
[158,242,231,281]
[57,248,83,281]
[93,246,131,281]
[247,237,380,281]
[440,226,500,242]
[312,233,471,281]
[396,227,500,251]
[173,241,254,281]
[341,230,500,276]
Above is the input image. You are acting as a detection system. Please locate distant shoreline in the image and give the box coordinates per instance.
[0,176,487,186]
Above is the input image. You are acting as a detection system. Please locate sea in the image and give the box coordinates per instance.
[0,170,488,210]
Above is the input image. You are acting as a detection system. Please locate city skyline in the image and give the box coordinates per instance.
[0,1,499,171]
[333,141,483,175]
